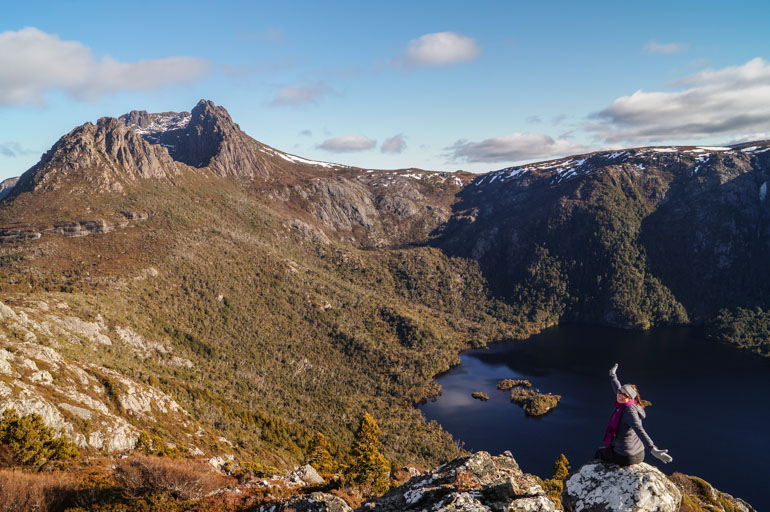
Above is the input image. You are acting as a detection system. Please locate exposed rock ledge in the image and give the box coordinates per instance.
[0,211,149,242]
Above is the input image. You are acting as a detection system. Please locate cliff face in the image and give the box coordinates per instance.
[436,144,770,328]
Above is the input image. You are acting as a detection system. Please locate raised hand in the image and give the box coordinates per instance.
[609,363,618,377]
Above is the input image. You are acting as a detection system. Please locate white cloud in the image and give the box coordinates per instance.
[401,32,480,68]
[319,135,377,153]
[448,133,594,163]
[381,134,406,153]
[0,27,210,106]
[644,40,689,55]
[589,57,770,143]
[268,83,331,107]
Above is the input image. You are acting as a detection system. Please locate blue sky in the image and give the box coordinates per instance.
[2,1,770,181]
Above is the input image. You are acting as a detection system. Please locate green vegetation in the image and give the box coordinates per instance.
[497,379,531,390]
[708,307,770,357]
[669,472,744,512]
[0,409,78,470]
[344,413,391,496]
[0,173,531,470]
[306,432,339,478]
[471,392,489,401]
[539,453,570,509]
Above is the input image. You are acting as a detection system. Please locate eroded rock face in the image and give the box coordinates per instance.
[563,462,681,512]
[0,300,197,453]
[363,451,556,512]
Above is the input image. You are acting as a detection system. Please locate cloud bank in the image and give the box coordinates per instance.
[401,32,480,68]
[381,134,406,153]
[590,57,770,142]
[0,27,210,106]
[319,135,377,152]
[448,133,593,163]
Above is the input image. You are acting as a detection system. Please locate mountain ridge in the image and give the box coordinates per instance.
[0,101,767,508]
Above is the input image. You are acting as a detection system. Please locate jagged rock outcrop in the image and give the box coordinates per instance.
[10,116,180,197]
[0,177,18,202]
[563,462,681,512]
[257,492,353,512]
[362,451,557,511]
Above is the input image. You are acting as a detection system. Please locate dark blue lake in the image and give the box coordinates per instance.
[418,325,770,510]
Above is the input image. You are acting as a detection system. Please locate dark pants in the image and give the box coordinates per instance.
[594,446,644,466]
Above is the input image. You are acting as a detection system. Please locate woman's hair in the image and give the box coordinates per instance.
[628,384,644,409]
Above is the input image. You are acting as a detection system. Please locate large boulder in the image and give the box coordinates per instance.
[362,451,557,511]
[288,464,326,486]
[562,462,681,512]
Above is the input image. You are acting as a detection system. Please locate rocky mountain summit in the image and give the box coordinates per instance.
[253,453,755,511]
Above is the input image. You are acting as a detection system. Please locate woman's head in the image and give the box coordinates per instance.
[618,384,644,408]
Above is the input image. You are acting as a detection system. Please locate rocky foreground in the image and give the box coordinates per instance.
[255,452,755,512]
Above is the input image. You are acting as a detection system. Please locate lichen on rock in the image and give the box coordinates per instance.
[563,462,682,512]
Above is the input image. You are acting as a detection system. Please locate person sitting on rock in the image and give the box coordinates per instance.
[594,363,673,466]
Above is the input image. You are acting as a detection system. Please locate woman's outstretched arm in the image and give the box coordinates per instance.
[610,363,621,393]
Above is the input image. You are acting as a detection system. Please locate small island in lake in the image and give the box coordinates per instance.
[497,379,532,390]
[472,391,490,401]
[510,388,561,416]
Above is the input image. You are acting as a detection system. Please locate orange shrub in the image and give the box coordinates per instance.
[0,469,74,512]
[114,455,227,501]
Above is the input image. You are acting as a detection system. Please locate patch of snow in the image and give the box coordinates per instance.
[693,155,710,174]
[741,146,760,152]
[652,147,678,153]
[697,146,731,151]
[404,488,425,506]
[637,164,646,170]
[132,113,191,136]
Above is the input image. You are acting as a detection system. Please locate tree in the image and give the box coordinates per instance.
[552,453,570,480]
[345,413,391,495]
[307,432,338,477]
[0,408,78,470]
[542,453,570,508]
